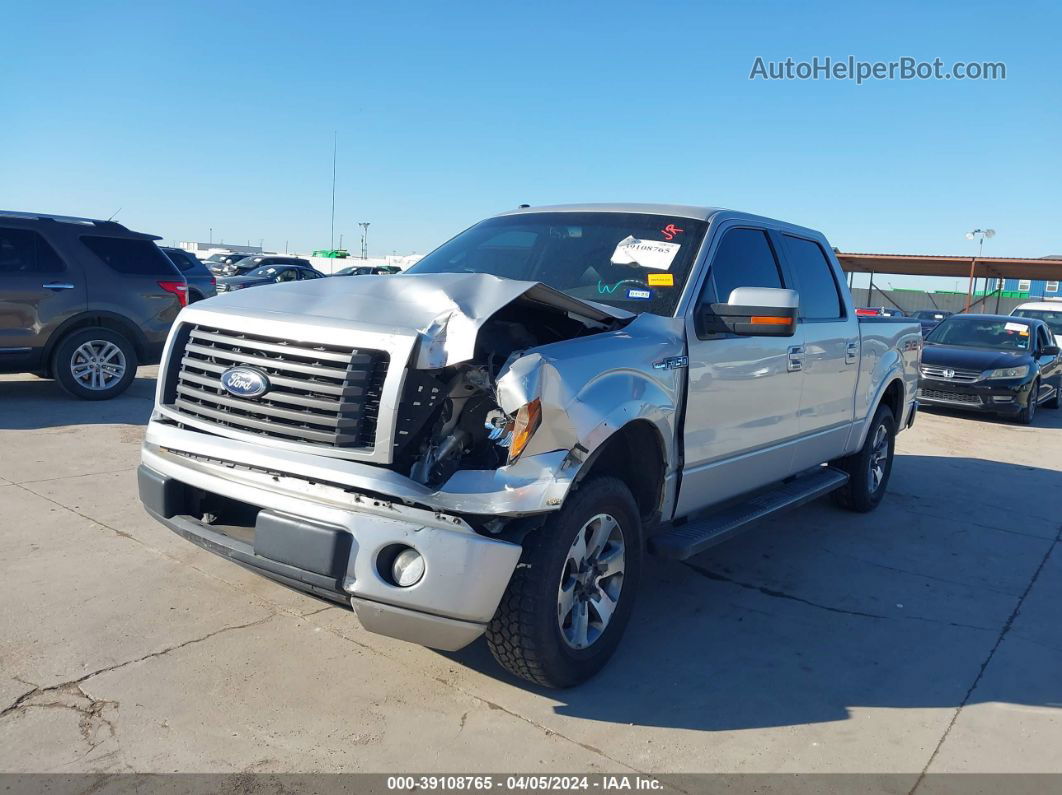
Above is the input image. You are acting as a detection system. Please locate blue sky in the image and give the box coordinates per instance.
[2,1,1058,288]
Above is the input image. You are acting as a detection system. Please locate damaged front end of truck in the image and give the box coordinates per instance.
[139,271,685,650]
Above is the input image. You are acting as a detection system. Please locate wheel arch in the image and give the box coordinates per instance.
[43,311,149,372]
[568,419,668,524]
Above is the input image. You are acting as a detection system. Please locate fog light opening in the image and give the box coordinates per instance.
[378,544,425,587]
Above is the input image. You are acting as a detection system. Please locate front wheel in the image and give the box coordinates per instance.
[832,404,896,513]
[486,477,642,688]
[1016,380,1038,425]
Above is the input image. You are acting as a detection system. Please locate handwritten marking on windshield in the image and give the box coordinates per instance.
[661,224,684,241]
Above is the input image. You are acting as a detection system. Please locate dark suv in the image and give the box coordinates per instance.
[0,211,186,400]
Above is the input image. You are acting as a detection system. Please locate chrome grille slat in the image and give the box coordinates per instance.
[188,328,354,364]
[173,399,346,444]
[165,323,388,451]
[919,365,981,383]
[183,342,353,381]
[176,370,344,412]
[175,384,359,429]
[179,356,354,397]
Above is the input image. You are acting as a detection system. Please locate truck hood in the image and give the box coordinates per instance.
[198,272,631,368]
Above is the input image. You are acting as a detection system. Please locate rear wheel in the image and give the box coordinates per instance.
[832,404,896,513]
[486,477,642,688]
[52,328,137,400]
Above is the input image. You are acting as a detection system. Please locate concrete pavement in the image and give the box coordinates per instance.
[1,368,1059,775]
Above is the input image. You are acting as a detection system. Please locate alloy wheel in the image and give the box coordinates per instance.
[557,513,626,650]
[70,340,127,391]
[868,422,890,494]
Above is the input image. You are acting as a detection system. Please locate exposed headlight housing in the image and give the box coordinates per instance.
[985,365,1030,380]
[508,399,542,464]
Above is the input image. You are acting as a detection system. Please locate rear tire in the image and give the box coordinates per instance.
[486,477,642,688]
[832,404,896,513]
[52,328,137,400]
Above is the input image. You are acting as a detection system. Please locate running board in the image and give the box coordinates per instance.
[649,467,849,561]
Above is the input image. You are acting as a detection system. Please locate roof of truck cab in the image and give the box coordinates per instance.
[496,203,827,240]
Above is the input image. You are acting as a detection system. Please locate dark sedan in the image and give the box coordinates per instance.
[204,252,255,276]
[215,263,325,293]
[911,309,953,336]
[918,314,1062,424]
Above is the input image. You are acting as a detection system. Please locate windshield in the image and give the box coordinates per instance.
[1012,309,1062,336]
[249,266,285,278]
[913,310,950,320]
[406,212,709,316]
[926,316,1033,351]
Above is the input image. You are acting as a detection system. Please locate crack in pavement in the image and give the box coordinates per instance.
[12,466,138,487]
[301,616,653,781]
[816,546,1024,597]
[909,528,1062,794]
[681,561,998,632]
[0,615,274,721]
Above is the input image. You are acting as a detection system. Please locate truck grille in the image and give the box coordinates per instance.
[165,325,389,450]
[920,365,982,383]
[918,388,982,405]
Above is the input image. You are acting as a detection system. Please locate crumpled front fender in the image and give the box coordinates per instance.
[490,313,686,511]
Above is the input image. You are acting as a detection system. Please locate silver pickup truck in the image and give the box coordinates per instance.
[138,204,921,687]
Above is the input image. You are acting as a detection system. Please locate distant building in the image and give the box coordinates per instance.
[1000,256,1062,298]
[178,241,264,255]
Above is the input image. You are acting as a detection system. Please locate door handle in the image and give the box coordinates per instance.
[845,341,859,364]
[43,282,75,290]
[787,345,804,372]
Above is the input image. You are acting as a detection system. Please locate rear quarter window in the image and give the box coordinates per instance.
[782,235,844,320]
[82,236,177,276]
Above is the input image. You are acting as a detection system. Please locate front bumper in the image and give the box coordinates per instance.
[138,446,522,651]
[917,377,1032,415]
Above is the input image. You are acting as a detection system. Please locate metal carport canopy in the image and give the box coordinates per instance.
[836,252,1062,281]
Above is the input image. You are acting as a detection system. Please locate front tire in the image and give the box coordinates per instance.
[52,328,138,400]
[1016,380,1038,425]
[832,404,896,513]
[1045,378,1060,410]
[486,477,642,688]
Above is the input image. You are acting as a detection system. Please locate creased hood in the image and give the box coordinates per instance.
[193,272,631,368]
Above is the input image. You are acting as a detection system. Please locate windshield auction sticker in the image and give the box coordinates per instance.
[610,236,680,270]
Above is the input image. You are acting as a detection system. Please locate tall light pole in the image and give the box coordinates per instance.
[964,228,995,313]
[358,222,370,259]
[330,131,338,251]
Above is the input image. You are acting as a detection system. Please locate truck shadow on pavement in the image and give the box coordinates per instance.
[446,452,1062,731]
[0,371,157,430]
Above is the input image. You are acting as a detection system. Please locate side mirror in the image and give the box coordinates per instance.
[1043,344,1060,356]
[698,287,799,337]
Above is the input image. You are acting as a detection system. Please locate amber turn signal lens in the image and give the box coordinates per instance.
[508,399,542,463]
[749,316,793,325]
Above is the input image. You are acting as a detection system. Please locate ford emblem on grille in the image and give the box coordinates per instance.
[220,366,270,398]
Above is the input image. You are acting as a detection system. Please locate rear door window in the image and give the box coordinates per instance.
[82,236,177,276]
[782,235,844,320]
[701,228,784,304]
[0,227,66,274]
